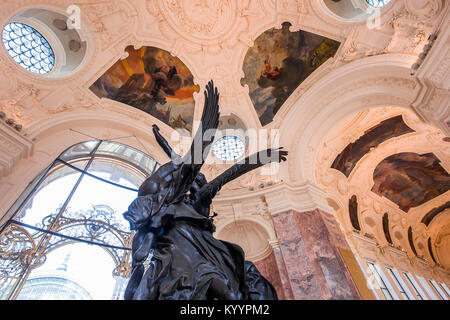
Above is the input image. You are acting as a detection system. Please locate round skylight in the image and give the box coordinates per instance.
[365,0,391,8]
[2,22,55,74]
[212,136,245,161]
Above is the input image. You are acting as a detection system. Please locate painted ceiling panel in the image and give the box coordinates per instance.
[240,22,340,126]
[90,46,199,132]
[331,115,414,177]
[371,152,450,212]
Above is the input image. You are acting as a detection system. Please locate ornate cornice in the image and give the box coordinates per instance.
[0,122,33,179]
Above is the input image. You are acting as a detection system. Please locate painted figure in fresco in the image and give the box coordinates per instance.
[123,81,287,300]
[241,22,340,126]
[150,65,182,104]
[262,59,282,81]
[89,46,198,132]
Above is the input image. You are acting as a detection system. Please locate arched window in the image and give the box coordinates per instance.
[0,140,159,300]
[2,22,55,74]
[2,8,88,78]
[212,136,245,161]
[365,0,391,8]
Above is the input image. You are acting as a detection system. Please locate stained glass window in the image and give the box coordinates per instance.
[0,140,159,300]
[2,22,55,74]
[366,0,391,8]
[212,136,245,161]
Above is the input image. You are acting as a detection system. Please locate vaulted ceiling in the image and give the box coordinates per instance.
[0,0,449,268]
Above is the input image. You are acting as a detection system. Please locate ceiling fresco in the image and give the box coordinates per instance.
[371,152,450,212]
[331,115,415,177]
[90,46,200,132]
[240,22,340,126]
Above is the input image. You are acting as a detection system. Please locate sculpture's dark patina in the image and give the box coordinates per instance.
[123,81,287,300]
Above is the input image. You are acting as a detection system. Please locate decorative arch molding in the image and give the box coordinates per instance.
[279,53,418,184]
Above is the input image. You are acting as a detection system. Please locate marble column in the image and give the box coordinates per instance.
[253,241,294,300]
[265,183,361,300]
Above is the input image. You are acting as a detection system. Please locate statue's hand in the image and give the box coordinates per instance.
[267,147,288,163]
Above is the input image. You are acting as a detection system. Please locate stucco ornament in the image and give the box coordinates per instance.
[149,0,243,45]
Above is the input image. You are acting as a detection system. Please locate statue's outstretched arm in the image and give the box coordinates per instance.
[196,148,288,206]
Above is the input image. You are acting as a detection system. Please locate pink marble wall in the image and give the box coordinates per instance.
[271,209,361,300]
[254,251,285,300]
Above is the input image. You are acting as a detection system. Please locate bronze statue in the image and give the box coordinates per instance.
[123,81,287,300]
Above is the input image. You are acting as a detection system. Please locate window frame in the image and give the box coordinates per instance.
[402,272,425,300]
[385,267,411,300]
[366,261,395,300]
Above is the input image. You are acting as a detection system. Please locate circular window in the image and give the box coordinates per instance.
[2,22,55,74]
[212,136,245,161]
[366,0,391,8]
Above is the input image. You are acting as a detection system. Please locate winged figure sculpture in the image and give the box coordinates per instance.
[123,80,287,300]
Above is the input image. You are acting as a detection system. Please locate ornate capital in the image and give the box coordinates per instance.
[264,182,333,216]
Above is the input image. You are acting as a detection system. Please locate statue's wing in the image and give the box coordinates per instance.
[181,80,220,170]
[195,148,288,207]
[152,124,181,161]
[165,80,220,204]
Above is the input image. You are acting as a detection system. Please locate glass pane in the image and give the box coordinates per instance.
[16,242,118,300]
[14,164,84,228]
[95,141,158,176]
[429,280,447,300]
[212,136,245,161]
[2,22,55,74]
[403,272,426,300]
[417,276,439,300]
[367,262,394,300]
[86,159,144,189]
[62,173,137,234]
[366,0,391,8]
[440,283,450,297]
[1,161,53,226]
[59,140,99,162]
[61,158,91,171]
[387,268,409,300]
